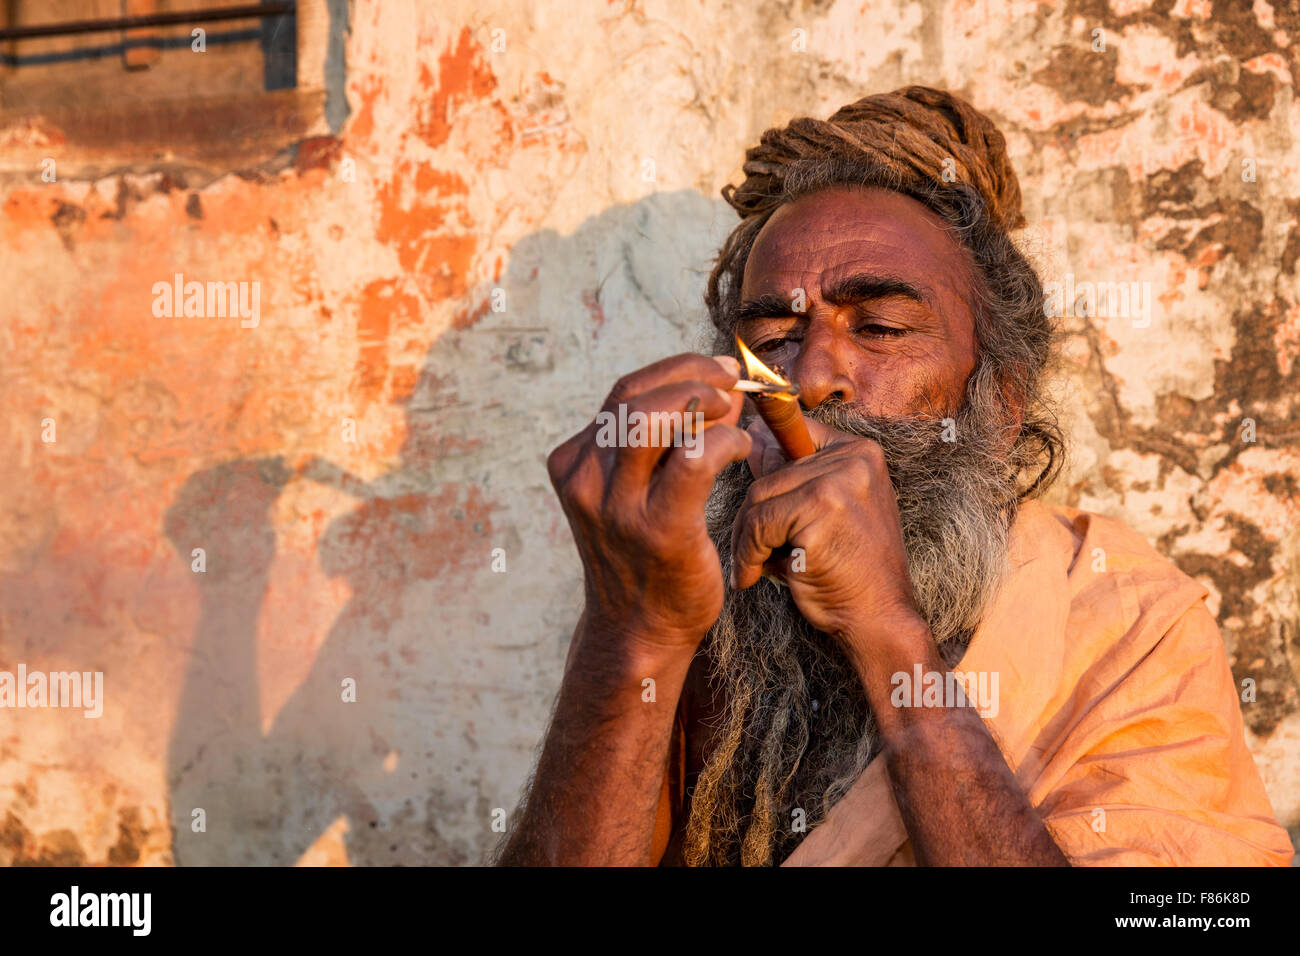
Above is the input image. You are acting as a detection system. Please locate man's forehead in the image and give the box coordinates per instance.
[740,187,972,300]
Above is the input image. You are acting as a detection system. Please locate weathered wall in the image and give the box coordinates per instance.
[0,0,1296,865]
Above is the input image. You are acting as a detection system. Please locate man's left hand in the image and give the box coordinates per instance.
[730,413,928,668]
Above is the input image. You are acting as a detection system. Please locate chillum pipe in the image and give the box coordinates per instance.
[751,394,817,460]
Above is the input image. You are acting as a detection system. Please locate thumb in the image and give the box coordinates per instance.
[746,411,854,476]
[801,415,858,452]
[745,418,786,478]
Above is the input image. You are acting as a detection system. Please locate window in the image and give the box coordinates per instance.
[0,1,341,178]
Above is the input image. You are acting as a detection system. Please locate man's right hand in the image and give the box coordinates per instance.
[546,353,752,655]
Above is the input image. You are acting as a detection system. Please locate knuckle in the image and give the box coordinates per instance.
[608,369,651,406]
[545,444,570,483]
[742,476,773,507]
[845,454,875,483]
[548,449,598,512]
[607,379,633,406]
[817,477,852,510]
[729,509,750,547]
[859,440,886,466]
[736,503,765,548]
[547,432,589,479]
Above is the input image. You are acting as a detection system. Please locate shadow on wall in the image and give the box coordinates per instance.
[163,188,735,865]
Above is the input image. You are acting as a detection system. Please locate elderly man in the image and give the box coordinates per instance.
[496,87,1292,867]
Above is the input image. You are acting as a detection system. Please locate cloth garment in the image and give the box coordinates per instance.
[783,500,1293,866]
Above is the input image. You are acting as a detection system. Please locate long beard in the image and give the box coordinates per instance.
[682,397,1024,867]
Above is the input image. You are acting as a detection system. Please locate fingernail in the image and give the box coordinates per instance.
[685,396,700,413]
[713,355,741,377]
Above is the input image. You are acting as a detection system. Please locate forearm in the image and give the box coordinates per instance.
[847,618,1069,867]
[497,622,693,866]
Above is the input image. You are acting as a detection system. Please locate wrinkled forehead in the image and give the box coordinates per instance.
[740,186,976,307]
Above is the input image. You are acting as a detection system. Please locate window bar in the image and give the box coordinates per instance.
[124,0,162,71]
[0,3,295,41]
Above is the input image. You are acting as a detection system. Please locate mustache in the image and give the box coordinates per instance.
[807,398,1016,481]
[733,396,1022,534]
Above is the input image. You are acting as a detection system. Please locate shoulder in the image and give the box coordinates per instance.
[1016,499,1210,627]
[1020,499,1190,577]
[992,500,1219,715]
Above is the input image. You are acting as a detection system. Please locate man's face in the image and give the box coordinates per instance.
[686,186,1025,866]
[737,185,979,418]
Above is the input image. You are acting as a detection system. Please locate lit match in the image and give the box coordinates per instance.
[731,379,801,398]
[734,335,817,460]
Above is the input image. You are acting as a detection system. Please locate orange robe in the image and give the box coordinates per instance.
[784,500,1293,866]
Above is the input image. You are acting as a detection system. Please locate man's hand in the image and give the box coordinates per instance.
[548,352,752,654]
[499,353,751,865]
[731,414,924,671]
[734,411,1068,866]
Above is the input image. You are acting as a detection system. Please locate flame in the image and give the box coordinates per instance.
[735,334,791,387]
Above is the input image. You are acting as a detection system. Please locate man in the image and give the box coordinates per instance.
[495,86,1292,866]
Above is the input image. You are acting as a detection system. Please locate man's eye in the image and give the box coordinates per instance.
[754,336,798,354]
[858,324,906,337]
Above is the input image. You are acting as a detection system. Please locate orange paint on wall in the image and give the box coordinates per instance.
[415,164,468,196]
[356,281,393,401]
[416,28,497,150]
[375,162,478,299]
[1,188,65,235]
[347,74,386,147]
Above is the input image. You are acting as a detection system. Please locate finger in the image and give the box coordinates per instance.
[802,415,862,452]
[745,408,859,475]
[547,430,609,518]
[605,380,736,505]
[650,423,752,514]
[545,425,588,485]
[730,492,811,590]
[741,454,844,507]
[744,418,786,479]
[603,353,740,412]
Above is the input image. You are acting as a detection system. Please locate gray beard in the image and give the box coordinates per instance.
[682,397,1024,866]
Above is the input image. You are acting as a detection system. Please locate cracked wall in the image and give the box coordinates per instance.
[0,0,1296,865]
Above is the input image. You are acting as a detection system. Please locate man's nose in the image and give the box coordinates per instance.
[793,322,857,408]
